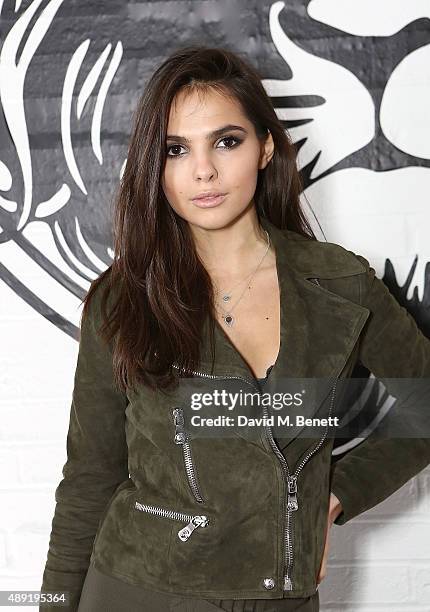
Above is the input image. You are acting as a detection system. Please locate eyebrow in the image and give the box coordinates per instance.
[166,124,248,143]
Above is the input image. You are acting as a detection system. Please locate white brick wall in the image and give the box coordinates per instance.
[0,279,77,611]
[320,474,430,610]
[1,277,429,611]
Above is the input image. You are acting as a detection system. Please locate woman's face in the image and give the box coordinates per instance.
[161,87,274,232]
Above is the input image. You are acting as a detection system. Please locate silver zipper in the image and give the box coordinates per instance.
[172,407,205,503]
[172,361,338,591]
[281,378,338,590]
[134,500,209,541]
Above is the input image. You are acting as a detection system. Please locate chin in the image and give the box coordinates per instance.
[187,211,245,232]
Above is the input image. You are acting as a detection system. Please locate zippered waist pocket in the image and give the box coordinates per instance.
[134,500,210,541]
[172,407,205,503]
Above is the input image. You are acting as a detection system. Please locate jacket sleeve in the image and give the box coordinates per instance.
[39,279,129,610]
[329,254,430,525]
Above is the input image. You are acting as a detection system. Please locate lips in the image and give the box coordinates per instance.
[191,193,227,208]
[192,191,226,201]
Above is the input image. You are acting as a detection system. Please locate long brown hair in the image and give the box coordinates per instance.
[81,45,316,393]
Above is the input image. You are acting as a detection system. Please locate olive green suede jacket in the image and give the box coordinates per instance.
[40,217,430,610]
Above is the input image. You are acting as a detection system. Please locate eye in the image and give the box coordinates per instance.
[217,135,242,149]
[166,144,186,157]
[166,135,242,158]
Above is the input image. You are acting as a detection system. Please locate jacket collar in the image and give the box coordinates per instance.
[195,216,370,386]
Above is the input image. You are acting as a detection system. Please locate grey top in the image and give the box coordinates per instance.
[255,364,274,387]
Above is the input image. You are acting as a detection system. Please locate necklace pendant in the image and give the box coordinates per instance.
[223,314,234,327]
[222,294,231,302]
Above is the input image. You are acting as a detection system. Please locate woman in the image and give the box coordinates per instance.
[40,46,430,612]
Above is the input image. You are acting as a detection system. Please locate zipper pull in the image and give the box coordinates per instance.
[177,515,209,541]
[287,475,298,511]
[173,408,187,444]
[283,575,293,590]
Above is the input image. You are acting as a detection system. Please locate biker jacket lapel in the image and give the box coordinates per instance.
[264,218,371,450]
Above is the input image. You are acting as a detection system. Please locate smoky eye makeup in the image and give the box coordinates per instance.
[166,134,244,158]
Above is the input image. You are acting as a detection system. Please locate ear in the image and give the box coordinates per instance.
[258,130,275,170]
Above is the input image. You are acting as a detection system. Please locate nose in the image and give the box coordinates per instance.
[192,153,218,182]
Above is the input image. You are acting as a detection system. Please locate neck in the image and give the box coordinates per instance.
[190,212,271,280]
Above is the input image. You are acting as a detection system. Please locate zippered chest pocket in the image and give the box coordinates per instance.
[172,407,205,504]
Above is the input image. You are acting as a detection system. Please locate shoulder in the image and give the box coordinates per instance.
[282,228,369,279]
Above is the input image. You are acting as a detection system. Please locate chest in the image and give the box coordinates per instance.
[213,264,280,379]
